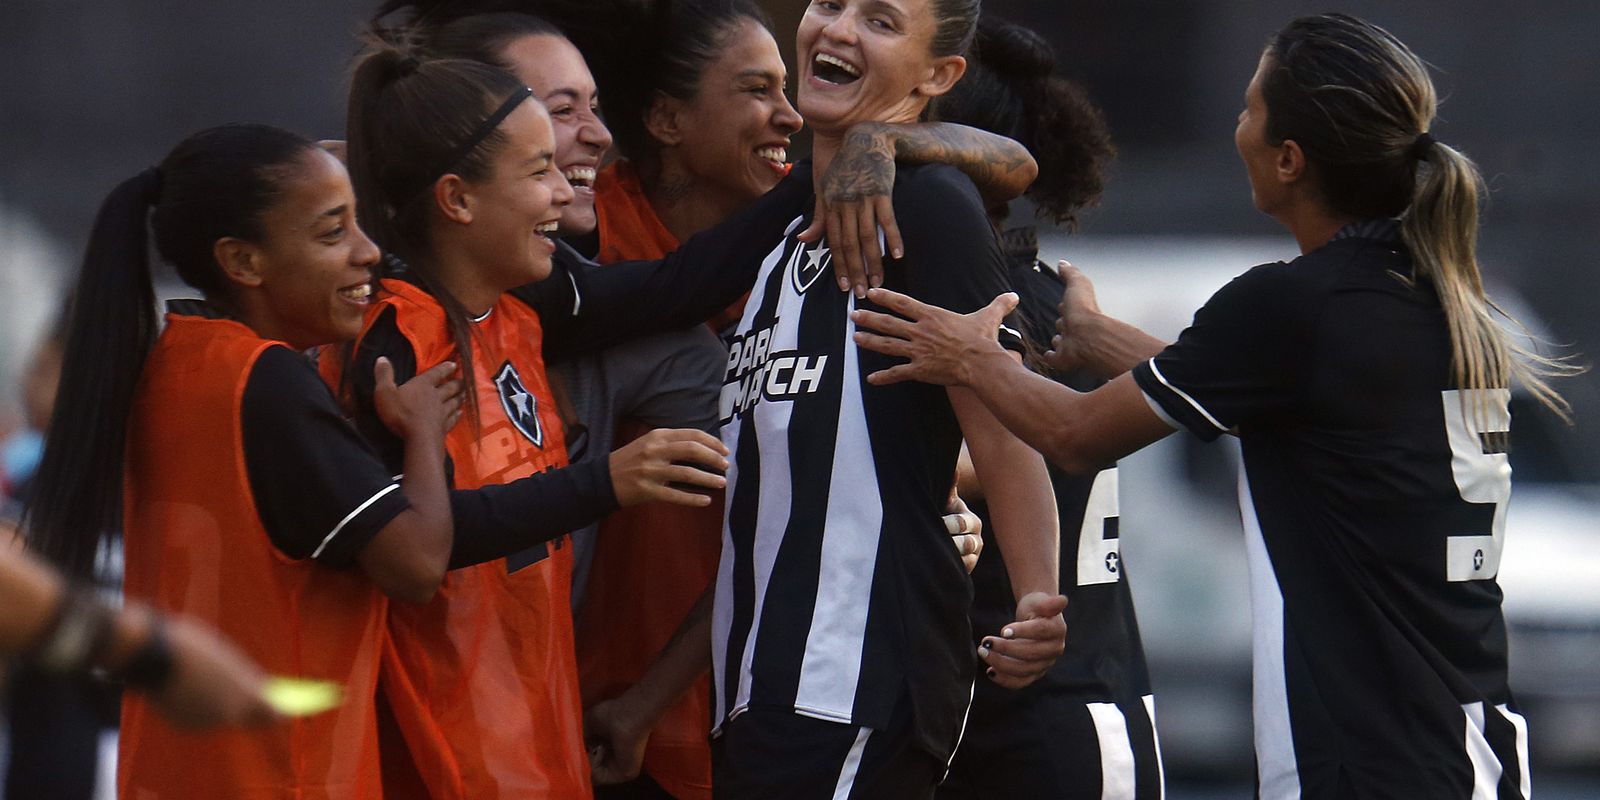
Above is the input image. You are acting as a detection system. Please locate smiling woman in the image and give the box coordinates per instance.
[705,1,1067,798]
[23,123,466,798]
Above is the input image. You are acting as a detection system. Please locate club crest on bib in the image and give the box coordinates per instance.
[494,360,544,448]
[793,240,831,294]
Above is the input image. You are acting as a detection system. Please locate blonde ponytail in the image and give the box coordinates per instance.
[1404,139,1581,421]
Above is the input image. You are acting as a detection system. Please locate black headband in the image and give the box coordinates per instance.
[408,86,533,204]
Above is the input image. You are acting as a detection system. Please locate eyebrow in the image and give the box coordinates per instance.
[307,204,347,229]
[543,87,581,104]
[735,69,782,82]
[522,150,555,168]
[861,0,907,22]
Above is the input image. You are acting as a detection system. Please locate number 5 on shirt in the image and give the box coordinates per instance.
[1442,389,1511,582]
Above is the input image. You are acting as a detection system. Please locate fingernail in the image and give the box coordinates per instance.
[870,276,883,288]
[855,285,867,299]
[985,667,996,678]
[893,248,904,259]
[838,276,850,291]
[982,638,995,650]
[1002,627,1015,639]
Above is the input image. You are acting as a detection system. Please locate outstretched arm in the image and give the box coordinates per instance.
[803,121,1039,295]
[1046,262,1168,380]
[852,288,1175,475]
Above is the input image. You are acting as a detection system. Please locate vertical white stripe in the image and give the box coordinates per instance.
[731,243,808,717]
[795,293,883,720]
[1496,704,1532,799]
[1240,475,1301,800]
[1087,703,1137,800]
[714,231,799,728]
[1463,702,1503,800]
[830,727,873,800]
[1142,694,1166,800]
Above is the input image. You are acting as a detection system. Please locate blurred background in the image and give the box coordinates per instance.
[2,1,1596,797]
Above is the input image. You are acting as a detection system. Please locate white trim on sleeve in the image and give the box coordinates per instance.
[311,482,401,559]
[1145,358,1228,434]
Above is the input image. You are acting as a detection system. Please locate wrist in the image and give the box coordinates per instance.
[100,605,175,691]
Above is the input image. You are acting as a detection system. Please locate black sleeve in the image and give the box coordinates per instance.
[445,457,619,569]
[1131,263,1310,440]
[241,346,411,567]
[344,305,416,475]
[878,165,1025,352]
[519,161,814,361]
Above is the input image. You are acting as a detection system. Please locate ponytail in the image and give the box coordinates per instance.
[1261,13,1580,421]
[345,36,530,425]
[26,171,163,579]
[1403,139,1579,420]
[26,124,317,578]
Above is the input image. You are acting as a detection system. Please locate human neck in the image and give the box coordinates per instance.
[1275,198,1357,256]
[644,156,748,242]
[230,293,309,350]
[428,242,505,319]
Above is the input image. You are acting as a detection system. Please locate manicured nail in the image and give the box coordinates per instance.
[1002,627,1016,639]
[986,667,996,678]
[838,276,850,291]
[855,284,867,299]
[893,248,904,259]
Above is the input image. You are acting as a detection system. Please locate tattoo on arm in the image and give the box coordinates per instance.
[890,122,1037,205]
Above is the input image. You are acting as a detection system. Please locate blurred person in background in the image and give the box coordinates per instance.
[930,16,1165,800]
[852,12,1579,799]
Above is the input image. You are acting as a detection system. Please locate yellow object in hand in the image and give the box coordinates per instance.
[261,678,343,717]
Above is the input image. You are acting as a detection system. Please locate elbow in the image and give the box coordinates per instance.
[377,556,447,605]
[1043,425,1097,477]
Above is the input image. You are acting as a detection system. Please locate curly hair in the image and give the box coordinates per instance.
[934,16,1115,229]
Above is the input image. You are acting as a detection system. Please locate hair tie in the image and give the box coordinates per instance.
[1411,131,1436,161]
[396,53,423,76]
[139,166,164,203]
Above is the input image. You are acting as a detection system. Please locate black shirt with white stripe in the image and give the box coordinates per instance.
[712,162,1021,763]
[240,343,409,567]
[1132,221,1528,799]
[948,229,1163,799]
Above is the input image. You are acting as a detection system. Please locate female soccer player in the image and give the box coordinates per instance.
[24,124,464,799]
[929,17,1165,800]
[341,42,822,798]
[853,13,1572,799]
[708,0,1068,796]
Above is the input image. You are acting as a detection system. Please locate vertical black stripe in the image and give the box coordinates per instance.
[720,245,796,717]
[1122,697,1164,800]
[748,255,852,709]
[1484,705,1527,800]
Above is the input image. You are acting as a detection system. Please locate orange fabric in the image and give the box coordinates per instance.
[577,165,742,799]
[594,160,748,333]
[120,314,386,800]
[327,280,590,800]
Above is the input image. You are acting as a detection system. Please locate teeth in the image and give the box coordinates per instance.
[340,283,372,300]
[756,147,787,163]
[564,167,596,187]
[815,53,860,77]
[536,221,559,234]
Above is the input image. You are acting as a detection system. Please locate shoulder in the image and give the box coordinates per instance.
[245,345,340,414]
[887,163,990,252]
[892,163,984,213]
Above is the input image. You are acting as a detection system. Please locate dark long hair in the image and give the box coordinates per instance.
[345,38,530,420]
[26,124,316,578]
[579,0,770,165]
[934,16,1115,228]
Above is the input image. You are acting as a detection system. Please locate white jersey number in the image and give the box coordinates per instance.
[1076,468,1122,586]
[1442,389,1511,582]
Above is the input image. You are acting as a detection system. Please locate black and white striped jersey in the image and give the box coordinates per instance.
[1134,221,1529,800]
[711,163,1020,762]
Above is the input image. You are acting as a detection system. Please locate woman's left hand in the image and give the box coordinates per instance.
[944,491,983,574]
[799,124,906,298]
[851,288,1019,386]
